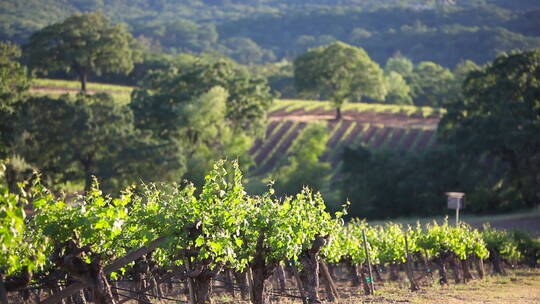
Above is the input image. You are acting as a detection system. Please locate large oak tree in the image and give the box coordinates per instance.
[439,49,540,208]
[25,11,140,92]
[294,42,387,119]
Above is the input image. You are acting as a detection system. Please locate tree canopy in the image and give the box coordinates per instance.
[440,49,540,208]
[24,11,140,92]
[130,59,273,186]
[294,41,387,119]
[14,93,183,192]
[0,42,30,159]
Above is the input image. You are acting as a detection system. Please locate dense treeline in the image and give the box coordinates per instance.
[1,0,539,67]
[340,49,540,219]
[1,9,539,219]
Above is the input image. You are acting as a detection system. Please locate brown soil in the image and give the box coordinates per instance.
[270,110,439,129]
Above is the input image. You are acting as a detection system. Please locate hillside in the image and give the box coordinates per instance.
[2,0,539,67]
[30,80,441,177]
[252,99,441,175]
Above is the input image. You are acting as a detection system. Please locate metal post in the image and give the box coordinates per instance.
[456,206,460,226]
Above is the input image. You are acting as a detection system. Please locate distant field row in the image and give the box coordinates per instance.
[272,99,445,118]
[250,118,438,176]
[32,78,133,92]
[30,78,133,104]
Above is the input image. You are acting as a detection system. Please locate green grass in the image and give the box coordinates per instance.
[33,78,133,92]
[271,99,446,117]
[30,78,133,104]
[32,79,445,116]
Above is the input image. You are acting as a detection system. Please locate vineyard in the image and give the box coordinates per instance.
[29,80,445,177]
[1,161,539,304]
[251,100,442,175]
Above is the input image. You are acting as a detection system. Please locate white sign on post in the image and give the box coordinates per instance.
[446,192,465,225]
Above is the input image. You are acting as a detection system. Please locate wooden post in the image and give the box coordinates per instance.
[319,261,340,302]
[246,267,254,302]
[291,265,308,304]
[362,230,375,295]
[404,232,420,291]
[184,258,196,304]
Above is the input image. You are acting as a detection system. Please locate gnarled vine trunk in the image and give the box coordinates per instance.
[475,257,485,279]
[250,232,279,304]
[434,257,448,285]
[488,250,506,275]
[52,240,117,304]
[346,259,361,287]
[299,235,328,304]
[449,257,462,284]
[274,264,287,294]
[461,259,474,282]
[233,271,250,300]
[187,261,223,304]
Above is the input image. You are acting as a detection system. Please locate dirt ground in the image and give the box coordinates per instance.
[211,268,540,304]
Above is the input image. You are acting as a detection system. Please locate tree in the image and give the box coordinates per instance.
[439,49,540,208]
[385,54,414,78]
[14,93,183,192]
[131,59,273,185]
[221,36,275,65]
[24,11,140,92]
[408,61,455,107]
[294,42,387,119]
[385,71,413,105]
[131,59,272,137]
[0,42,30,159]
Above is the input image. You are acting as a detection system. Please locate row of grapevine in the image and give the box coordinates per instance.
[249,117,437,174]
[1,161,538,304]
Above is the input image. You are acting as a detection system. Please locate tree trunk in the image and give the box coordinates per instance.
[373,265,383,284]
[327,263,338,281]
[359,265,371,296]
[475,257,485,279]
[274,264,287,294]
[251,265,275,304]
[192,275,213,304]
[488,250,506,275]
[224,269,236,299]
[299,235,328,304]
[91,269,116,304]
[449,258,462,284]
[233,271,250,300]
[347,261,361,287]
[250,232,278,304]
[72,289,87,304]
[434,258,448,285]
[79,69,88,93]
[335,107,342,120]
[186,262,222,304]
[389,263,400,281]
[461,259,474,282]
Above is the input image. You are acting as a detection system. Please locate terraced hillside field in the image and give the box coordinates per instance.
[29,80,443,176]
[250,99,443,175]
